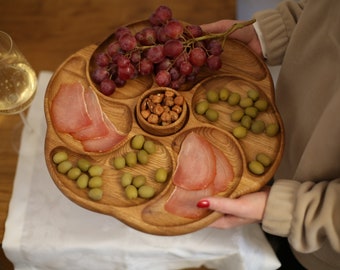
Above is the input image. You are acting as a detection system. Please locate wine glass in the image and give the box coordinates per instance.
[0,31,38,151]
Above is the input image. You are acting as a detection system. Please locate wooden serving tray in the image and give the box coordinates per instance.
[44,21,284,235]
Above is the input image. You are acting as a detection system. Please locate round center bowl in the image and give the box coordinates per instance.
[136,88,188,136]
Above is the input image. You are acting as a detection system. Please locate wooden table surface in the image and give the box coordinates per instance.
[0,0,235,267]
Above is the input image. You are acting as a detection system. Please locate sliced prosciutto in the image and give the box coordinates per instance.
[165,132,235,219]
[81,115,126,153]
[50,82,127,153]
[172,132,216,190]
[165,186,214,219]
[211,146,234,193]
[71,87,109,140]
[51,82,92,133]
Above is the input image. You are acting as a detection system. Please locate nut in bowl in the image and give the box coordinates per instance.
[136,88,188,136]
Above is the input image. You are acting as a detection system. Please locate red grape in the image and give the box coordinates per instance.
[115,26,131,40]
[155,70,171,86]
[164,20,184,39]
[95,52,110,67]
[139,58,153,75]
[146,45,165,63]
[156,26,169,43]
[189,47,206,67]
[91,67,109,84]
[149,6,172,26]
[100,78,116,96]
[206,39,223,56]
[179,61,193,75]
[163,39,183,58]
[135,27,157,46]
[169,67,180,81]
[107,41,121,56]
[207,55,222,70]
[116,55,130,67]
[185,25,203,38]
[157,58,172,71]
[119,33,137,51]
[118,63,136,80]
[130,51,141,63]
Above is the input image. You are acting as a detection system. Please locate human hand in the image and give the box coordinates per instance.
[201,20,263,58]
[197,187,270,229]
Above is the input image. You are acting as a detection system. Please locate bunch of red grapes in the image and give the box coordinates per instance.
[91,5,224,96]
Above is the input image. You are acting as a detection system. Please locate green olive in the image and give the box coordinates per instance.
[247,89,260,101]
[137,149,149,165]
[131,134,145,150]
[265,123,280,137]
[155,167,168,183]
[67,167,82,180]
[113,156,126,169]
[88,176,103,188]
[88,165,103,177]
[57,160,73,174]
[195,100,209,115]
[205,108,219,122]
[52,151,68,164]
[125,185,138,199]
[248,160,265,175]
[241,115,252,129]
[244,106,258,118]
[219,88,230,101]
[254,99,268,112]
[239,97,253,108]
[251,120,265,134]
[88,188,103,201]
[132,175,146,188]
[77,158,91,172]
[206,90,219,103]
[230,109,244,122]
[138,185,155,199]
[227,92,241,106]
[256,153,272,167]
[76,173,89,189]
[143,140,156,154]
[232,126,247,139]
[125,151,137,167]
[121,172,133,187]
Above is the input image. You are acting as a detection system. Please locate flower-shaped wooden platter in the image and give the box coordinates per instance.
[44,20,284,236]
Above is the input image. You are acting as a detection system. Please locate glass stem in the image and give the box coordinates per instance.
[19,111,34,133]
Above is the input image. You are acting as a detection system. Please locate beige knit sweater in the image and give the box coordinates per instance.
[254,0,340,269]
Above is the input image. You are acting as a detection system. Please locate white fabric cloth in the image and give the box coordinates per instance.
[3,71,281,270]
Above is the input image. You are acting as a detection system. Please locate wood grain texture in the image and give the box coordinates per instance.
[43,21,284,235]
[0,0,235,246]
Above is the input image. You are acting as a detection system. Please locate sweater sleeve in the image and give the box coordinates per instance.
[253,0,304,65]
[262,179,340,254]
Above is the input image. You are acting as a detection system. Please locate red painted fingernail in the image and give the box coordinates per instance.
[197,199,210,208]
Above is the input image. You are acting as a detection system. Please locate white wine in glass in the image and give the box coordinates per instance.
[0,30,38,151]
[0,31,37,115]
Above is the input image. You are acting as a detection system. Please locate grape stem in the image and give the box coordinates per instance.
[188,19,256,43]
[136,19,256,51]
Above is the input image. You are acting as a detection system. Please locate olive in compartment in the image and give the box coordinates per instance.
[136,88,188,136]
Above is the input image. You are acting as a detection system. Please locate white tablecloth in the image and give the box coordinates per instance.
[3,71,281,270]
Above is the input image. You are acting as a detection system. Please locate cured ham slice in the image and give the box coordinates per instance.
[172,132,216,190]
[81,115,126,153]
[165,132,235,219]
[165,186,214,219]
[51,82,92,133]
[50,82,127,153]
[211,146,234,193]
[71,87,109,140]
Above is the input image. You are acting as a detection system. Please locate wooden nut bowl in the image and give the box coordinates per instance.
[44,19,284,236]
[136,88,188,136]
